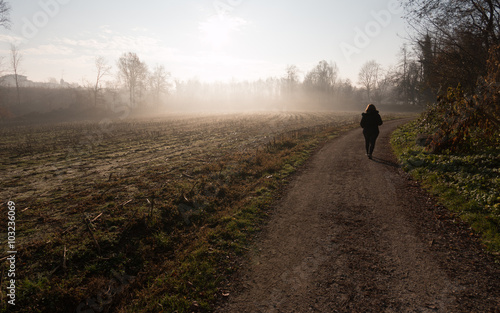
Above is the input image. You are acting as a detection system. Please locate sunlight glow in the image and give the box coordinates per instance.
[199,16,246,50]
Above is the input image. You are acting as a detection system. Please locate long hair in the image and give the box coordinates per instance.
[365,103,377,113]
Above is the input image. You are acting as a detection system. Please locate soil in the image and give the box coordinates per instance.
[216,119,500,313]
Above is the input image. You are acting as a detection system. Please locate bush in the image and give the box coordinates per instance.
[420,46,500,154]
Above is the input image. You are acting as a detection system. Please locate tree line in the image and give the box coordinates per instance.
[0,48,429,117]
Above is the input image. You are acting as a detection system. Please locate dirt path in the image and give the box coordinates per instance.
[217,119,500,313]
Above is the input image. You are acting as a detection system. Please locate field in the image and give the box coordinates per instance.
[1,112,364,312]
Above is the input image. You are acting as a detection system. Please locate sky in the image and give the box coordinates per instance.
[0,0,409,86]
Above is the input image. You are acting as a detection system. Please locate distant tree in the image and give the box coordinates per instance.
[0,0,10,29]
[117,52,148,107]
[397,44,410,105]
[269,77,282,99]
[104,80,121,108]
[389,46,419,106]
[335,78,360,106]
[93,56,111,107]
[148,64,171,106]
[304,60,338,93]
[406,61,423,104]
[338,78,354,97]
[283,65,300,94]
[358,60,381,102]
[303,60,339,107]
[281,65,300,110]
[373,68,392,103]
[10,44,22,106]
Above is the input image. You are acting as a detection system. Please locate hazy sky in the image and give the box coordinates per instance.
[0,0,409,85]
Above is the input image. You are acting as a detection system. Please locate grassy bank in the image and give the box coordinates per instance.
[391,119,500,253]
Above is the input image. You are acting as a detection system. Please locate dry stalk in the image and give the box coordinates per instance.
[84,217,101,255]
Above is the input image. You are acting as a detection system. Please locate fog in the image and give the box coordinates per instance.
[0,57,423,125]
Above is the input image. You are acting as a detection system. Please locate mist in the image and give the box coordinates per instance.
[0,55,423,125]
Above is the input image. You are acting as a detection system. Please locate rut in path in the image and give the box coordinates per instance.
[217,119,500,313]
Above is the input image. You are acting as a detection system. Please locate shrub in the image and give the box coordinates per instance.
[420,46,500,154]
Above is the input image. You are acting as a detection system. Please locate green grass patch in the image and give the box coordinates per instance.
[391,119,500,252]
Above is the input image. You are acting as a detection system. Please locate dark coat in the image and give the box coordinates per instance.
[360,110,383,134]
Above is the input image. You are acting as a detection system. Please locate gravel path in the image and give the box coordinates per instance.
[217,119,500,313]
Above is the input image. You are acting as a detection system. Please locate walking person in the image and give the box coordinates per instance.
[360,104,383,159]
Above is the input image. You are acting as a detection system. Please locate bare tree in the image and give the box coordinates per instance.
[104,80,121,109]
[117,52,148,107]
[304,60,338,96]
[404,0,500,46]
[283,65,300,90]
[402,0,500,91]
[281,65,300,110]
[0,0,10,29]
[10,44,22,106]
[283,65,300,91]
[390,45,426,106]
[148,64,171,106]
[358,60,381,102]
[93,56,111,107]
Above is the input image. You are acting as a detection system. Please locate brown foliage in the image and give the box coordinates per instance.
[423,45,500,153]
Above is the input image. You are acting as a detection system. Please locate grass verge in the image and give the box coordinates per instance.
[391,120,500,253]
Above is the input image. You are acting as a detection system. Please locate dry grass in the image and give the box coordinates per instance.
[0,112,361,312]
